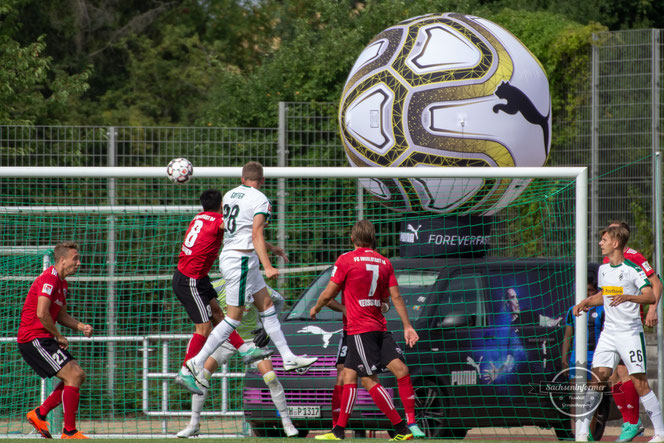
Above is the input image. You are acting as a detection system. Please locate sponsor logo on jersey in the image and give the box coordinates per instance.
[642,261,653,273]
[42,283,53,295]
[54,299,64,307]
[603,286,624,296]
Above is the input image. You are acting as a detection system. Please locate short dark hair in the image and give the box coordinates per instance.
[351,220,376,248]
[242,161,264,182]
[587,277,598,291]
[600,225,629,249]
[609,220,630,234]
[200,189,222,212]
[54,242,79,261]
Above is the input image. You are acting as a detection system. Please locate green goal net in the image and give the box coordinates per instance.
[0,167,585,439]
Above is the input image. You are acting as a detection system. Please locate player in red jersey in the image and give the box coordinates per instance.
[310,220,422,440]
[600,221,663,441]
[17,242,93,439]
[173,190,271,393]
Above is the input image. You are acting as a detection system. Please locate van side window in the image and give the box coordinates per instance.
[436,274,487,327]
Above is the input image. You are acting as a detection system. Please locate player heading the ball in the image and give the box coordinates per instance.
[182,162,317,395]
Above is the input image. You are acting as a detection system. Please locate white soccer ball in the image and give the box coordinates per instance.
[339,13,551,216]
[166,158,193,184]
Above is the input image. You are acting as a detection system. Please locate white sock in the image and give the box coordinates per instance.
[263,370,289,418]
[190,388,208,426]
[260,306,296,361]
[641,391,664,435]
[578,389,601,436]
[238,343,252,354]
[193,318,240,367]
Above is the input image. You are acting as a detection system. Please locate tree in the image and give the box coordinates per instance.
[0,1,90,124]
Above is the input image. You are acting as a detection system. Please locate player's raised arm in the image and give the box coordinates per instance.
[253,213,279,279]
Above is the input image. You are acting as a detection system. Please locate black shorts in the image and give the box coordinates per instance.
[335,332,348,367]
[172,270,216,324]
[18,337,75,378]
[345,330,405,377]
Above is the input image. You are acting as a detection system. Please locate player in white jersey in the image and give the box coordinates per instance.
[573,225,664,442]
[177,279,298,438]
[183,161,317,394]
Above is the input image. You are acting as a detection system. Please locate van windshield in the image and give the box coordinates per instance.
[285,268,439,322]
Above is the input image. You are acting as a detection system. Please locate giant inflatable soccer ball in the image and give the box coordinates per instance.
[339,13,551,215]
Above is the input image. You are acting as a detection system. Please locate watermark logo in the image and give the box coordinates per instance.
[529,366,604,418]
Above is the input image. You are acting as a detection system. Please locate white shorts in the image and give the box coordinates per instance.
[209,338,269,369]
[592,330,647,374]
[219,250,266,307]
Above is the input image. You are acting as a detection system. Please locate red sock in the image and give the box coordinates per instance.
[332,385,343,427]
[183,333,208,366]
[228,330,245,350]
[62,386,80,432]
[369,383,402,425]
[336,384,357,428]
[613,382,628,420]
[397,374,416,425]
[622,380,640,424]
[40,381,64,416]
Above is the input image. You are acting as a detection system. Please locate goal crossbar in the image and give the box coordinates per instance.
[6,166,585,179]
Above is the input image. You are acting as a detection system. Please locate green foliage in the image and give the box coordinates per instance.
[627,188,655,262]
[1,0,655,127]
[0,7,91,125]
[95,25,229,126]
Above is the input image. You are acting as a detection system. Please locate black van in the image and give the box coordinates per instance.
[243,257,601,439]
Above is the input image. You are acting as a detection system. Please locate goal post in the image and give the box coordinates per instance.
[0,166,588,438]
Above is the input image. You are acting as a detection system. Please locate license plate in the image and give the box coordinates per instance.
[287,405,321,418]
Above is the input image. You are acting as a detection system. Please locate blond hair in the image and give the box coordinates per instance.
[242,161,264,182]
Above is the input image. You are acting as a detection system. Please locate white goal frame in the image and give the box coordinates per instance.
[4,166,589,438]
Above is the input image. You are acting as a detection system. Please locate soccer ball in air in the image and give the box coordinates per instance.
[339,13,551,216]
[166,158,193,184]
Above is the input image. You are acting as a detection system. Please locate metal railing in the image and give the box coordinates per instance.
[0,334,248,437]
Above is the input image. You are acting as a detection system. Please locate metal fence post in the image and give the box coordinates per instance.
[651,30,663,404]
[590,33,600,261]
[107,127,117,414]
[277,103,287,289]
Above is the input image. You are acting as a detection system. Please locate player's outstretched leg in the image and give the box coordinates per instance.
[259,306,317,371]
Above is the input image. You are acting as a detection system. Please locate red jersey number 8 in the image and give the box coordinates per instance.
[184,220,204,247]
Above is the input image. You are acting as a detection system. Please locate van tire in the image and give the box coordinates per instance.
[414,379,468,439]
